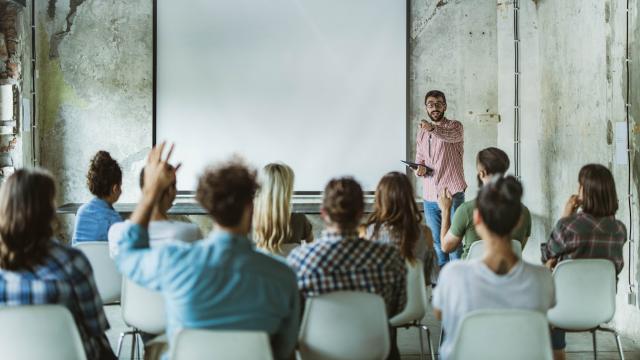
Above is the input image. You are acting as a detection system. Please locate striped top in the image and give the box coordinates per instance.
[415,118,467,201]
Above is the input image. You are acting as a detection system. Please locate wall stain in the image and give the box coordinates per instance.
[49,0,86,58]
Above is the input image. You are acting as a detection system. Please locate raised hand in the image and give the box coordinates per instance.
[143,142,180,199]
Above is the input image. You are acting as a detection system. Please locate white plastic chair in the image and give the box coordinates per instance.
[0,305,87,360]
[449,309,553,360]
[298,291,390,360]
[170,329,273,360]
[547,259,624,359]
[466,239,522,260]
[116,277,167,359]
[74,241,121,304]
[389,260,434,360]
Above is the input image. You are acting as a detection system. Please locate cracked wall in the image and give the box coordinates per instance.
[36,0,152,240]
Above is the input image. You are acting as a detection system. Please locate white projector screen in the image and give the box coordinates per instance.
[155,0,407,192]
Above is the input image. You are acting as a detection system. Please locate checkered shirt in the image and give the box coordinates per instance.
[542,212,627,274]
[287,231,407,316]
[0,240,113,359]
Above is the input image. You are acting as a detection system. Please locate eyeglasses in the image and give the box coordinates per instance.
[426,102,446,109]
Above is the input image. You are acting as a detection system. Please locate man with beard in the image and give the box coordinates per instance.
[414,90,467,269]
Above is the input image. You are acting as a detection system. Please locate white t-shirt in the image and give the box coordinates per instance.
[108,220,203,258]
[433,259,555,360]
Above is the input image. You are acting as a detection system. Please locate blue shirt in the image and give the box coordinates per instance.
[72,197,122,244]
[115,223,300,360]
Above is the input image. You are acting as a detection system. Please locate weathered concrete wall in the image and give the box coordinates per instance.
[410,0,499,199]
[497,0,640,339]
[36,0,152,239]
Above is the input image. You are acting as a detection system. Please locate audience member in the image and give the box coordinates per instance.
[542,164,627,360]
[0,169,115,359]
[434,176,555,360]
[114,146,299,360]
[108,166,201,258]
[288,177,406,360]
[72,151,123,244]
[363,171,437,283]
[439,147,531,257]
[253,163,313,257]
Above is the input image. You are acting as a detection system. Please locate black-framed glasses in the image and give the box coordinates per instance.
[426,102,445,109]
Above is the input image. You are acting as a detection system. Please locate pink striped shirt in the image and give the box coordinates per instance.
[415,118,467,201]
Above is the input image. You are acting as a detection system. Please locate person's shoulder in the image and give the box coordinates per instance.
[50,241,93,272]
[437,260,471,285]
[520,261,553,282]
[458,199,475,213]
[252,250,297,282]
[447,118,463,127]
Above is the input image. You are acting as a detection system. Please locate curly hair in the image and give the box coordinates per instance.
[322,177,364,229]
[196,159,259,227]
[86,151,122,198]
[0,169,56,270]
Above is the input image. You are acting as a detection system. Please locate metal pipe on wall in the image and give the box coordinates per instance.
[513,0,521,179]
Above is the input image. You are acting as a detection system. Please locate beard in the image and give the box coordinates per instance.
[428,110,444,122]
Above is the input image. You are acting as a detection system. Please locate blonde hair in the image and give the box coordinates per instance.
[253,163,294,251]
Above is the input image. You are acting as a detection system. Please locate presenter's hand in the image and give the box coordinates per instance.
[420,120,435,132]
[561,194,581,218]
[438,188,453,211]
[415,165,428,177]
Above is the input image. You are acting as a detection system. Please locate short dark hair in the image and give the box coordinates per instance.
[196,160,259,227]
[87,151,122,198]
[0,169,56,270]
[425,90,446,105]
[477,147,510,175]
[579,164,618,217]
[322,177,364,229]
[476,175,523,236]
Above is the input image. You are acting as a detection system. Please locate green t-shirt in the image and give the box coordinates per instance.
[449,199,532,258]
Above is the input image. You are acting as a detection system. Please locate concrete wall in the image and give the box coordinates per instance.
[497,0,640,339]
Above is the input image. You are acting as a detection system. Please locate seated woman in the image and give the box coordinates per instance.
[434,176,555,360]
[253,163,313,257]
[439,147,532,258]
[363,171,436,283]
[542,164,627,360]
[108,166,202,258]
[72,150,123,243]
[0,169,115,360]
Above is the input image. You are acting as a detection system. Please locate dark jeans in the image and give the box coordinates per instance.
[423,192,465,267]
[551,328,567,349]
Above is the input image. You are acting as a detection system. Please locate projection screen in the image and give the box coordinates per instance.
[155,0,407,192]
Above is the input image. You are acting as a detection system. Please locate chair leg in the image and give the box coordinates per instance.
[116,332,126,358]
[425,326,435,360]
[136,332,144,359]
[130,329,138,360]
[592,330,598,360]
[598,327,625,360]
[418,326,425,360]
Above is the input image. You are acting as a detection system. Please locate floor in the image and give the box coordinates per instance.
[104,305,640,359]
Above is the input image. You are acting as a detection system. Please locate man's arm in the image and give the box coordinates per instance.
[438,188,462,253]
[431,120,463,143]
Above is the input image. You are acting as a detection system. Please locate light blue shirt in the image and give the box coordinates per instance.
[72,197,122,244]
[115,223,300,360]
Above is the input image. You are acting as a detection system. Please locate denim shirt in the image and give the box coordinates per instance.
[114,223,300,360]
[72,197,122,244]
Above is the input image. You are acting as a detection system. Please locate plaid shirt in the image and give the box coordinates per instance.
[287,231,407,316]
[0,240,113,359]
[542,212,627,274]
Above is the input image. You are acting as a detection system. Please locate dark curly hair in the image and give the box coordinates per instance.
[0,169,56,270]
[476,175,523,236]
[196,159,259,227]
[323,177,364,229]
[86,151,122,198]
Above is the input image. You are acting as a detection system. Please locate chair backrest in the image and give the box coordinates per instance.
[298,291,390,360]
[466,240,522,260]
[449,309,553,360]
[547,259,616,330]
[389,260,427,326]
[121,277,166,334]
[74,241,121,303]
[170,329,273,360]
[0,305,87,360]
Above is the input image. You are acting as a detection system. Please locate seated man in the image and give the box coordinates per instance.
[115,144,300,360]
[287,177,406,359]
[434,176,555,360]
[0,169,115,360]
[108,166,202,258]
[438,147,531,258]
